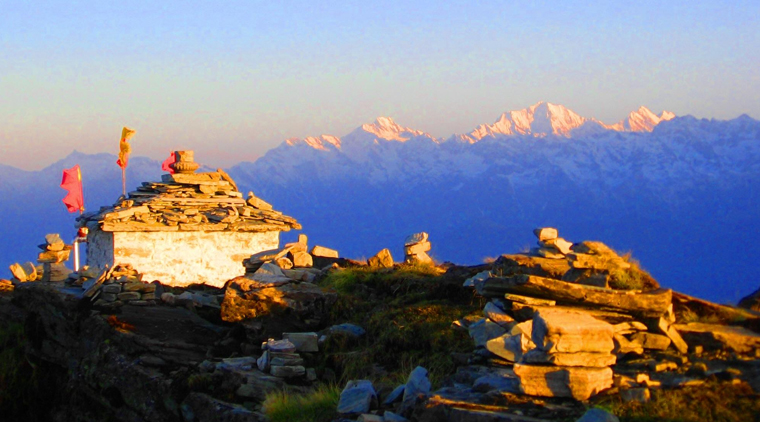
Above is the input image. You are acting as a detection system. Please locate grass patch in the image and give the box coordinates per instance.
[592,380,760,422]
[317,264,481,388]
[0,322,44,419]
[608,254,659,291]
[263,384,341,422]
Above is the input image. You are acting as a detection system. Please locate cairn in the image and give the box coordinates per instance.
[404,232,433,265]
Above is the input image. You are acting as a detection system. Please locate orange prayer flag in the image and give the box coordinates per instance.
[116,126,136,169]
[61,165,84,213]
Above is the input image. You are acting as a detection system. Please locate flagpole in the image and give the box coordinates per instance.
[121,167,126,197]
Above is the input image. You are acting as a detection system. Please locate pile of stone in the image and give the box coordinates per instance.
[337,366,432,421]
[82,263,158,308]
[404,232,433,265]
[243,234,340,277]
[8,233,73,286]
[78,167,300,234]
[461,227,693,401]
[256,334,319,380]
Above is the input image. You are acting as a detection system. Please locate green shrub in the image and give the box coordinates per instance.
[263,384,340,422]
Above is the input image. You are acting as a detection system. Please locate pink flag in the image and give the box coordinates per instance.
[61,165,84,213]
[161,151,176,174]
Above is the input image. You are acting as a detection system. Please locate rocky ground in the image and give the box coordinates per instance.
[1,230,760,422]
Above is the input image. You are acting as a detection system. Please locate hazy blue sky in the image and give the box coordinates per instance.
[2,0,758,169]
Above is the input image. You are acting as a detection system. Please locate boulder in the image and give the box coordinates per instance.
[532,310,614,354]
[513,364,613,400]
[288,251,313,268]
[329,323,366,338]
[674,322,760,353]
[630,332,671,350]
[401,366,431,412]
[337,380,377,415]
[368,248,394,268]
[274,257,293,270]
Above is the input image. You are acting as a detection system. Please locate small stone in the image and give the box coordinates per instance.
[483,302,517,329]
[406,251,434,265]
[533,227,558,242]
[275,257,294,270]
[21,262,37,280]
[306,368,317,381]
[101,293,117,302]
[337,380,377,415]
[257,350,270,372]
[402,366,431,408]
[383,411,409,422]
[264,338,297,353]
[368,248,394,268]
[161,292,176,304]
[288,251,313,268]
[649,361,678,372]
[630,332,671,350]
[532,310,615,354]
[404,241,431,256]
[310,245,339,258]
[383,384,405,405]
[283,332,319,352]
[521,349,616,367]
[357,414,384,422]
[504,294,556,307]
[270,365,305,378]
[117,292,141,301]
[486,333,533,362]
[122,282,144,292]
[514,364,613,401]
[102,284,121,294]
[468,318,507,348]
[45,233,65,251]
[141,292,156,300]
[330,323,366,338]
[270,352,304,367]
[9,263,28,282]
[404,232,428,246]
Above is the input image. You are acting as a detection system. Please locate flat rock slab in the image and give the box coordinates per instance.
[521,350,616,367]
[532,310,614,354]
[283,332,319,352]
[674,322,760,353]
[513,363,613,401]
[338,380,377,415]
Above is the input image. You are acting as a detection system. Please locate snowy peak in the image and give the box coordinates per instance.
[470,101,588,139]
[606,106,677,132]
[358,116,425,142]
[285,135,342,151]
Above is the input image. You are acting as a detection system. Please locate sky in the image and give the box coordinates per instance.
[1,0,758,170]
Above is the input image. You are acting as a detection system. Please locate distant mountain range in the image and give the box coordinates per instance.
[2,102,759,303]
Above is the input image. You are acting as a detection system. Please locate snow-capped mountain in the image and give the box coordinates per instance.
[2,103,759,304]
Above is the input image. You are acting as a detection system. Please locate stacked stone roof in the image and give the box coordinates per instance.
[78,169,300,233]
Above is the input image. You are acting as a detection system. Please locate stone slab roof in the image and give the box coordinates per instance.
[78,169,300,233]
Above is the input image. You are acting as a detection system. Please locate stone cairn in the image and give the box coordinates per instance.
[462,227,690,401]
[6,233,74,290]
[77,151,300,234]
[79,263,157,308]
[404,232,433,265]
[256,334,319,380]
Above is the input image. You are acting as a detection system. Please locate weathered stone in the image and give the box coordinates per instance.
[532,247,565,259]
[257,350,270,372]
[37,249,71,263]
[468,318,507,348]
[613,321,648,334]
[263,339,297,353]
[549,237,573,255]
[101,293,118,302]
[472,374,521,393]
[368,248,394,268]
[288,251,313,268]
[22,262,37,281]
[533,227,558,242]
[481,274,672,317]
[9,263,28,282]
[122,282,144,292]
[404,232,428,246]
[282,332,319,352]
[513,364,613,400]
[630,332,671,350]
[576,408,620,422]
[483,302,517,329]
[521,349,616,367]
[486,333,533,362]
[673,322,760,354]
[504,293,556,307]
[406,251,434,265]
[117,291,141,301]
[656,317,688,354]
[180,392,263,422]
[310,245,339,258]
[405,241,431,256]
[337,380,377,415]
[402,366,431,409]
[275,257,293,269]
[357,414,384,422]
[492,254,571,279]
[463,270,491,288]
[650,361,678,372]
[306,368,317,381]
[270,365,305,378]
[613,334,644,355]
[532,310,614,354]
[383,411,409,422]
[45,233,65,250]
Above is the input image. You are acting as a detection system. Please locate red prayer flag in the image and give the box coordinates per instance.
[161,151,176,174]
[61,165,84,213]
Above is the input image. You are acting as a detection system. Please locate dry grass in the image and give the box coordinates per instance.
[263,384,341,422]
